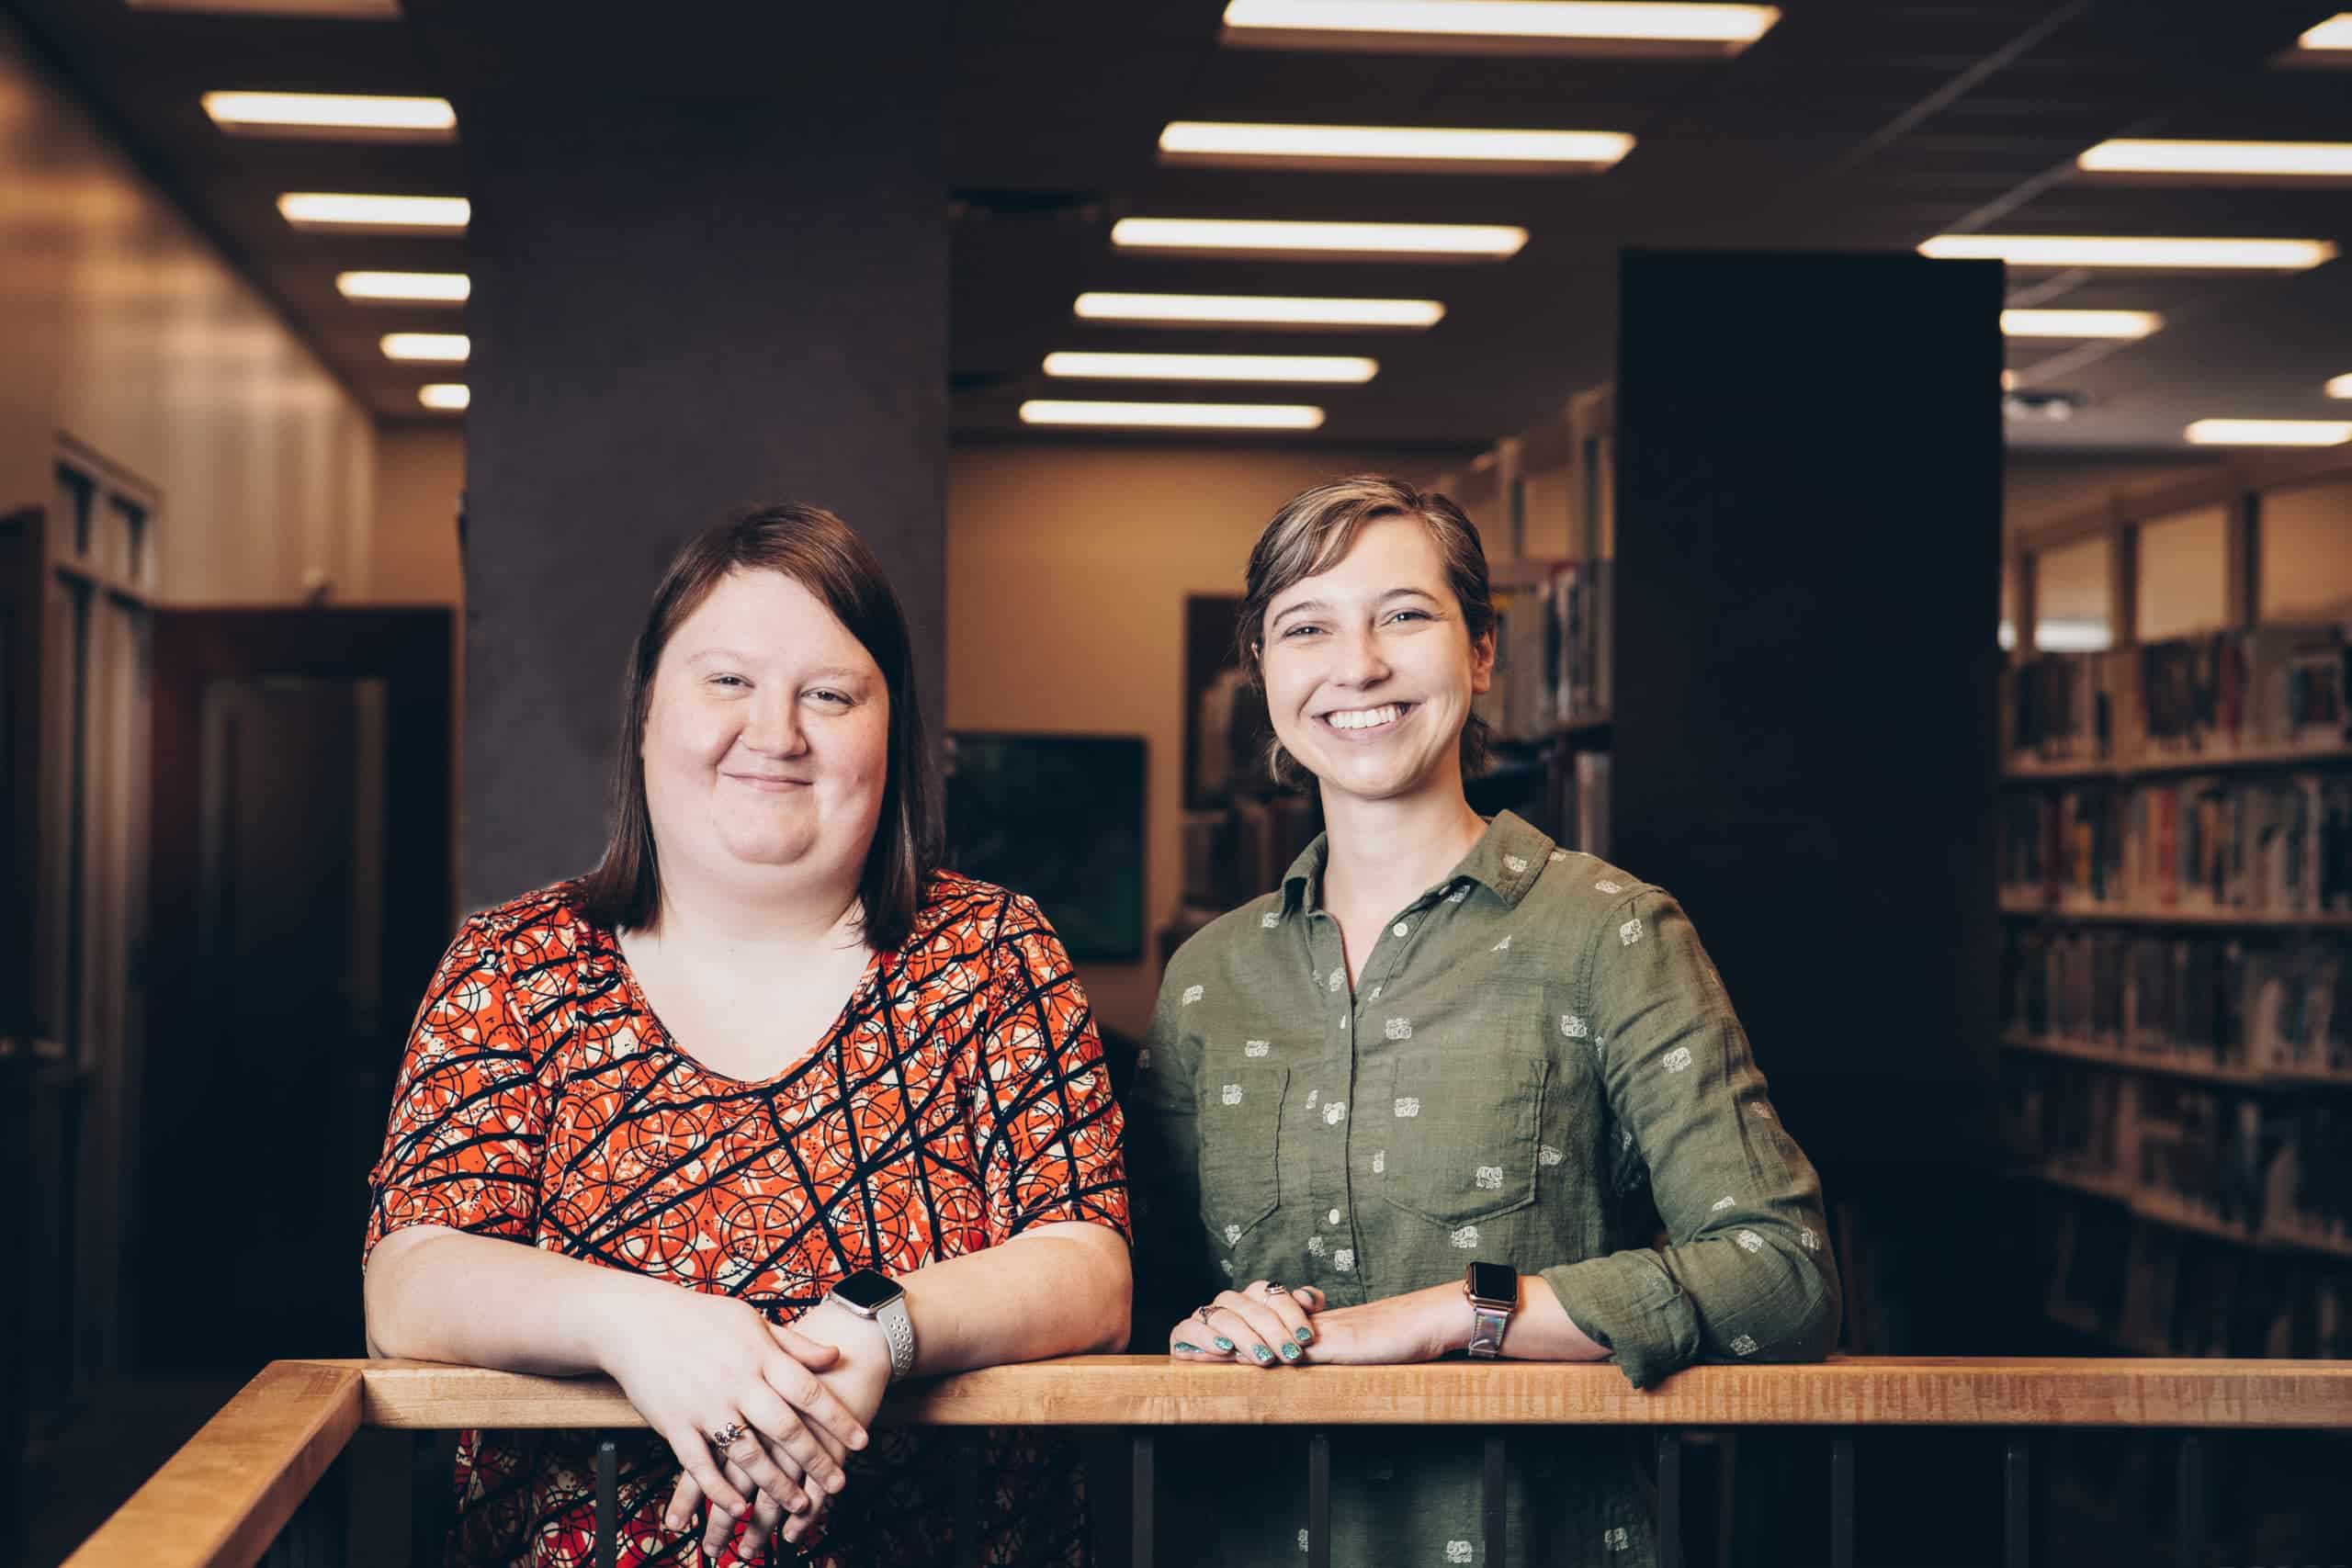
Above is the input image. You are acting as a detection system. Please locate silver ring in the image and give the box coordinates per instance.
[709,1420,747,1449]
[1259,1280,1292,1299]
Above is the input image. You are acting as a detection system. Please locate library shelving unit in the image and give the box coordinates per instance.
[2000,446,2352,1361]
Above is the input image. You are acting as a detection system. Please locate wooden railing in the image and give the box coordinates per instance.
[62,1357,2352,1568]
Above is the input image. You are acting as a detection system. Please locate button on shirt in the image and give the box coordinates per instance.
[1129,812,1839,1568]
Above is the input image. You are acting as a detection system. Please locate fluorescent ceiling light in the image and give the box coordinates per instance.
[1112,217,1527,259]
[2000,309,2162,339]
[336,271,469,304]
[1919,234,2335,271]
[1220,0,1780,56]
[1043,352,1377,383]
[1074,292,1445,330]
[2077,139,2352,181]
[1019,400,1327,430]
[203,92,453,141]
[2295,13,2352,51]
[130,0,397,14]
[2327,373,2352,399]
[279,193,469,233]
[418,384,469,412]
[1158,121,1633,173]
[381,333,469,363]
[2185,419,2352,447]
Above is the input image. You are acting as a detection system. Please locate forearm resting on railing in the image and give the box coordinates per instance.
[363,1226,674,1374]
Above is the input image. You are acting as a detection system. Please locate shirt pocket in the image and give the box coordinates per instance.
[1194,1065,1288,1246]
[1380,1052,1548,1227]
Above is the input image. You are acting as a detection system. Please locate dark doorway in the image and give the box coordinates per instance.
[137,609,452,1372]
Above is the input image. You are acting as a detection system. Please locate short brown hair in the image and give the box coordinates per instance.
[1238,474,1497,787]
[578,504,941,951]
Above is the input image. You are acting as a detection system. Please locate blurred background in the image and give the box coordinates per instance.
[4,2,2350,1563]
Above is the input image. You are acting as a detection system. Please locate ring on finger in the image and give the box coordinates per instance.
[708,1420,747,1450]
[1259,1280,1291,1299]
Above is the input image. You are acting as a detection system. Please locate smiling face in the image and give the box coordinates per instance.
[639,568,890,901]
[1258,514,1494,808]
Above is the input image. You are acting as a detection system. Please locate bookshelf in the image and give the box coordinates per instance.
[2003,450,2352,1360]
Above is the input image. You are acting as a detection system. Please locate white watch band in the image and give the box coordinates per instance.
[874,1294,916,1381]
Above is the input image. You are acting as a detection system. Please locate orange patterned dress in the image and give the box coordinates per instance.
[365,872,1131,1568]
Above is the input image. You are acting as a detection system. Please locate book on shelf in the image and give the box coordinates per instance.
[2007,622,2350,769]
[2001,926,2349,1079]
[1475,556,1613,743]
[1998,770,2352,915]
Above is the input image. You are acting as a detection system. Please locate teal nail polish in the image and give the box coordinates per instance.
[1279,1341,1302,1361]
[1213,1336,1237,1352]
[1251,1344,1275,1364]
[1295,1327,1313,1344]
[1173,1341,1202,1353]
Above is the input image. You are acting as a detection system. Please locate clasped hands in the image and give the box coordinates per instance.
[602,1289,892,1562]
[1169,1279,1464,1368]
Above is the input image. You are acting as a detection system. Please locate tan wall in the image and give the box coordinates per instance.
[945,443,1452,1036]
[0,16,376,601]
[371,425,468,603]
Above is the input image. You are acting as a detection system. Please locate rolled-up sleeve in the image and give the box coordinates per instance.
[1539,888,1840,1389]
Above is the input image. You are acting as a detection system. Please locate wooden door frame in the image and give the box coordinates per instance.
[139,606,453,1367]
[1,508,42,1042]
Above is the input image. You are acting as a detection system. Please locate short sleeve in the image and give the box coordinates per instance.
[363,915,553,1265]
[970,895,1131,1243]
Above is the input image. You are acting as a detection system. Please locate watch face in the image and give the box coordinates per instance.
[1464,1261,1515,1306]
[831,1269,904,1312]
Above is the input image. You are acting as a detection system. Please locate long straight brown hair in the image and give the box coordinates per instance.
[577,503,941,953]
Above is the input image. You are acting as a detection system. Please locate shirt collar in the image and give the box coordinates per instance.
[1278,808,1554,918]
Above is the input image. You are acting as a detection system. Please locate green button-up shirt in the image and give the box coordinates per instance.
[1129,812,1839,1567]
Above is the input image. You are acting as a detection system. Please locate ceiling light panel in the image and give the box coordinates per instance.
[1158,121,1633,174]
[2328,374,2352,399]
[1019,400,1327,430]
[418,384,470,411]
[280,193,469,233]
[2185,419,2352,447]
[2076,139,2352,184]
[1112,218,1528,260]
[2000,310,2163,339]
[381,333,469,363]
[1919,234,2335,271]
[1043,352,1378,383]
[2288,13,2352,62]
[203,92,454,141]
[130,0,397,14]
[1220,0,1781,57]
[1074,292,1445,330]
[336,271,469,304]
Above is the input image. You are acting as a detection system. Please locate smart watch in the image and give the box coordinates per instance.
[825,1269,916,1381]
[1463,1261,1517,1359]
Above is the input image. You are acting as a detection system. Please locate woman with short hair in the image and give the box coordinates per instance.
[366,503,1131,1567]
[1131,476,1838,1566]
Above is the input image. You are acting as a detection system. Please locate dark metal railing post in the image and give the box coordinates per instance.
[593,1438,616,1568]
[1482,1433,1507,1565]
[1129,1431,1154,1568]
[2002,1432,2032,1568]
[956,1429,982,1568]
[1828,1433,1856,1568]
[2176,1435,2205,1568]
[1306,1430,1331,1568]
[1656,1432,1683,1568]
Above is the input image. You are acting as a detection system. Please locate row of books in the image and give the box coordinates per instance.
[1478,557,1612,741]
[2008,1057,2352,1258]
[2001,928,2350,1078]
[1997,772,2352,914]
[2007,623,2349,765]
[2041,1193,2352,1359]
[1179,792,1322,915]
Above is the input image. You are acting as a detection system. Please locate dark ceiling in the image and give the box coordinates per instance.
[11,0,2352,451]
